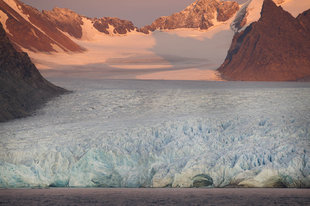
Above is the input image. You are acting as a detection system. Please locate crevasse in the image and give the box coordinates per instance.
[0,80,309,188]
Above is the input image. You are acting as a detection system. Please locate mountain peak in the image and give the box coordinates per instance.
[218,0,310,81]
[139,0,239,33]
[43,7,84,39]
[45,7,82,20]
[0,0,85,52]
[260,0,285,18]
[231,0,291,32]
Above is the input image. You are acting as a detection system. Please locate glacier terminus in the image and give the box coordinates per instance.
[0,79,309,188]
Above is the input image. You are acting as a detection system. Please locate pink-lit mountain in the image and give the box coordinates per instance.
[218,0,310,81]
[138,0,239,33]
[0,0,136,52]
[0,0,310,81]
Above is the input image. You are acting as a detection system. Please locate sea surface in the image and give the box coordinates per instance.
[1,188,310,205]
[0,79,310,188]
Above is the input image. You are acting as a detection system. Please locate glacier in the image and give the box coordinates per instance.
[0,79,310,188]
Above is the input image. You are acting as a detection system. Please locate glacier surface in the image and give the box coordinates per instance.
[0,79,310,188]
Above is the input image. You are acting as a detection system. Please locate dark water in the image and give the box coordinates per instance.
[0,188,309,205]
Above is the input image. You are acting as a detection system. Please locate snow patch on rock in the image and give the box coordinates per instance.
[231,0,309,32]
[0,10,12,36]
[3,0,29,21]
[80,17,103,41]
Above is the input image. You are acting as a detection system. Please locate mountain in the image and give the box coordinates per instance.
[0,0,84,52]
[0,22,65,122]
[1,0,309,81]
[0,0,136,53]
[43,8,136,37]
[231,0,285,32]
[218,0,310,81]
[139,0,239,34]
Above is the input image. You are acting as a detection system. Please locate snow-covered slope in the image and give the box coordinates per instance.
[34,0,310,81]
[43,7,136,39]
[32,22,239,81]
[0,0,84,52]
[139,0,239,33]
[1,0,309,80]
[27,1,242,81]
[0,0,136,52]
[231,0,310,32]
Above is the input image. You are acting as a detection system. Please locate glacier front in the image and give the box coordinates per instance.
[0,79,309,188]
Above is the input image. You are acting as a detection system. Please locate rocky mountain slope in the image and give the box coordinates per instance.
[0,0,84,52]
[1,0,310,81]
[218,0,310,81]
[139,0,239,33]
[0,22,66,122]
[0,0,136,53]
[231,0,285,32]
[43,7,136,37]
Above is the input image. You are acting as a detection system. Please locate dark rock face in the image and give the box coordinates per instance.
[0,0,85,53]
[218,0,310,81]
[92,17,136,35]
[298,9,310,33]
[0,22,66,122]
[139,0,239,34]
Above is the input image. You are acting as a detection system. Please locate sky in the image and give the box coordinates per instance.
[21,0,247,27]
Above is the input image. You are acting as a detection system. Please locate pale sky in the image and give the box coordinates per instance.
[20,0,247,27]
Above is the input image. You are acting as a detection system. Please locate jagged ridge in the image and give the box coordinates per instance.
[44,7,137,37]
[0,0,136,53]
[139,0,239,33]
[0,0,85,52]
[218,0,310,81]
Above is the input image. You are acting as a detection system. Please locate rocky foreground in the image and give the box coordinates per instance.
[0,22,66,122]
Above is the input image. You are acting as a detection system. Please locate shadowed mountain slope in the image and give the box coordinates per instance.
[218,0,310,81]
[0,22,66,122]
